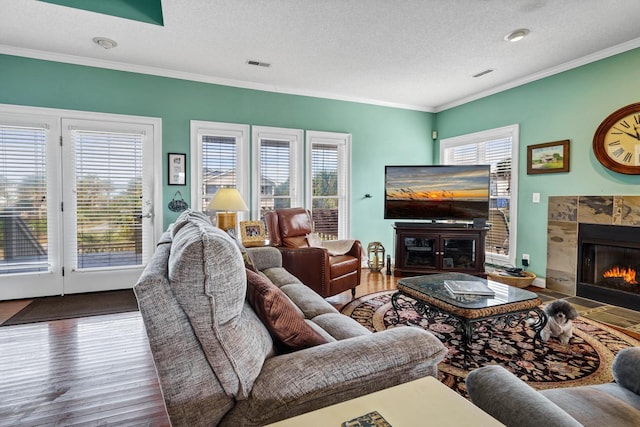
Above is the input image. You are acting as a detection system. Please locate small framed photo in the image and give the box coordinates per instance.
[527,140,570,174]
[240,220,266,246]
[168,153,186,185]
[443,257,454,268]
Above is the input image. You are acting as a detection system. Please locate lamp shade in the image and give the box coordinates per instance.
[207,188,249,212]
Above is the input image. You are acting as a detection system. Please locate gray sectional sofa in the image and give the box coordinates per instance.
[134,210,447,426]
[466,347,640,427]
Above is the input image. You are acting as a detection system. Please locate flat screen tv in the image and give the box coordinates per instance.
[384,165,490,222]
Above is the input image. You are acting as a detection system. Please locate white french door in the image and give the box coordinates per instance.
[0,106,161,300]
[60,119,157,294]
[0,113,62,299]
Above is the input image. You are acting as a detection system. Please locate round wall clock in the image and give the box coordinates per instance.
[593,102,640,174]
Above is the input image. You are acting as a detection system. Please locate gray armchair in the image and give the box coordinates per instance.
[465,347,640,427]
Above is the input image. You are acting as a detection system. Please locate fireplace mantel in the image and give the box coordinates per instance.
[546,195,640,296]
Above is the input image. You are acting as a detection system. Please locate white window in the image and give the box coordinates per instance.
[190,121,250,221]
[251,126,304,220]
[440,124,519,267]
[191,124,352,238]
[306,131,352,239]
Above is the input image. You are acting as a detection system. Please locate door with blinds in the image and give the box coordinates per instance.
[0,114,62,299]
[60,119,156,295]
[0,112,158,300]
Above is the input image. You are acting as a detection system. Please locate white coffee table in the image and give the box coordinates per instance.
[265,376,504,426]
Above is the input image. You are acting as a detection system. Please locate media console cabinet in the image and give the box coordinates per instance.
[393,222,487,277]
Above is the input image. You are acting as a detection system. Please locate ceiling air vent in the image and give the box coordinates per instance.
[247,60,271,68]
[473,69,494,78]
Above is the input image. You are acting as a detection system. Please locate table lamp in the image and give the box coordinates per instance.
[207,188,249,231]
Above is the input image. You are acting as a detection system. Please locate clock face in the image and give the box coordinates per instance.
[593,103,640,174]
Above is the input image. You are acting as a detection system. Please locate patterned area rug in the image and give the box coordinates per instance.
[341,290,640,397]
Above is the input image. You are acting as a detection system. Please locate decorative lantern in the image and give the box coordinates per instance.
[367,242,385,272]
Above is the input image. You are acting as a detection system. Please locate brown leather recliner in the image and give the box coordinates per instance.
[264,208,362,298]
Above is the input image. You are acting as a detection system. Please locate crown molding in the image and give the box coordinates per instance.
[2,37,639,115]
[435,37,640,112]
[0,44,434,113]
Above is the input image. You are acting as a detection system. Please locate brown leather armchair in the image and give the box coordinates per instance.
[264,208,362,298]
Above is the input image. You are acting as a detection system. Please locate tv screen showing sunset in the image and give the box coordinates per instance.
[384,165,490,220]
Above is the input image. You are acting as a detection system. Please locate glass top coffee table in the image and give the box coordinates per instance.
[393,273,547,367]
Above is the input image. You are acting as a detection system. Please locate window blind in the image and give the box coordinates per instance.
[201,135,237,212]
[71,129,144,269]
[0,125,49,274]
[311,143,340,238]
[259,139,292,217]
[443,137,512,258]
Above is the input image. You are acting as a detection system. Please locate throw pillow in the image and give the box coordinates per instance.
[245,268,328,351]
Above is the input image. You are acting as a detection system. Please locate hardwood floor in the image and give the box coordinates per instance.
[0,312,169,426]
[0,271,397,426]
[1,270,638,425]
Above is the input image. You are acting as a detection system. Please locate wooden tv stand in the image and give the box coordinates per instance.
[393,222,487,277]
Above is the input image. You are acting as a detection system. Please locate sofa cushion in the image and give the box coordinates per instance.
[330,254,360,277]
[246,268,329,351]
[168,210,274,399]
[135,241,235,426]
[225,228,258,272]
[541,386,640,427]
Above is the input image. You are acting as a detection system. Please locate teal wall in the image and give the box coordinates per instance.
[437,47,640,278]
[3,47,639,279]
[0,54,434,253]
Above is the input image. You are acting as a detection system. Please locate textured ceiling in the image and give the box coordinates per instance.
[2,0,640,112]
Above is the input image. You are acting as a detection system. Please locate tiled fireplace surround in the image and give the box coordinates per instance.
[546,195,640,297]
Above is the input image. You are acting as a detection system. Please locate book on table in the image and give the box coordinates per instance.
[443,280,495,296]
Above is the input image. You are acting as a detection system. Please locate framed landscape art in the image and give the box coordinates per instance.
[527,140,570,174]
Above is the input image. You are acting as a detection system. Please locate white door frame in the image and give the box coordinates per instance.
[0,104,163,300]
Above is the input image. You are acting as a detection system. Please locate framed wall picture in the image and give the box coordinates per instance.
[240,220,266,246]
[527,140,570,174]
[168,153,186,185]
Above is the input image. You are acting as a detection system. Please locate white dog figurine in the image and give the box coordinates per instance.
[540,300,578,345]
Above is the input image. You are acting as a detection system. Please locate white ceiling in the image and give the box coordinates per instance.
[2,0,640,112]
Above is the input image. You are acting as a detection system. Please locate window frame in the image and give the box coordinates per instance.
[0,102,163,299]
[190,120,250,222]
[251,126,304,220]
[305,130,352,239]
[439,124,519,267]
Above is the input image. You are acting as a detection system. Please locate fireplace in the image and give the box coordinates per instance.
[578,223,640,311]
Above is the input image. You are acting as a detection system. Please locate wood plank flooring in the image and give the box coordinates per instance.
[0,312,169,426]
[1,270,639,425]
[0,271,398,426]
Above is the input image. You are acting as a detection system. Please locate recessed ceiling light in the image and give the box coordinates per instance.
[504,29,530,42]
[93,37,118,50]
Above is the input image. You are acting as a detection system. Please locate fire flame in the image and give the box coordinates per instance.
[603,266,638,284]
